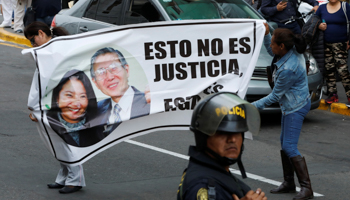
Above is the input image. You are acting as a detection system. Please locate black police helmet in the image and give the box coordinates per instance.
[190,92,260,150]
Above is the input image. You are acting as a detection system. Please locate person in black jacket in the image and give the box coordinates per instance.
[177,92,267,200]
[32,0,61,26]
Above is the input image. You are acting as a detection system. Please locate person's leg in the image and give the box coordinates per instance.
[64,164,86,187]
[54,163,68,186]
[0,0,14,26]
[58,164,85,194]
[324,43,339,103]
[290,155,313,200]
[35,17,45,23]
[281,100,310,158]
[270,114,296,194]
[333,42,350,99]
[280,114,284,146]
[62,0,70,9]
[282,101,313,200]
[276,21,301,34]
[13,0,26,31]
[44,15,54,27]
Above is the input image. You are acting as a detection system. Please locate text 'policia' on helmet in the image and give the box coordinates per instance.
[190,92,261,139]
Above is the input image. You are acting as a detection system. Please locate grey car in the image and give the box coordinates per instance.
[52,0,323,113]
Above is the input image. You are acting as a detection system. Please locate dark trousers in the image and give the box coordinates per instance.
[62,0,70,9]
[276,21,301,34]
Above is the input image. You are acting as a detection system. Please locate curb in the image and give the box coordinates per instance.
[0,27,349,116]
[0,28,32,47]
[318,99,350,116]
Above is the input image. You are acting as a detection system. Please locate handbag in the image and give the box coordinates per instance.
[23,6,36,28]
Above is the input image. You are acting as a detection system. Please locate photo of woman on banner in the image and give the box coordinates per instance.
[47,69,105,147]
[90,47,150,136]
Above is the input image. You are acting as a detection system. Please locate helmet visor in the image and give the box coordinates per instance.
[195,93,260,137]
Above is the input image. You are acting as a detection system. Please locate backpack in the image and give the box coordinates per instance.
[301,14,320,45]
[23,6,36,28]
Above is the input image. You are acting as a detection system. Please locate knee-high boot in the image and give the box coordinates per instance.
[291,155,313,200]
[270,150,296,193]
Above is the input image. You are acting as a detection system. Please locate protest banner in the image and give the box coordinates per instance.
[23,19,265,165]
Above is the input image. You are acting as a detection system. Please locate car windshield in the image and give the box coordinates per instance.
[158,0,261,20]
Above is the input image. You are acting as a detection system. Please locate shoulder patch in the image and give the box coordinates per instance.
[197,188,208,200]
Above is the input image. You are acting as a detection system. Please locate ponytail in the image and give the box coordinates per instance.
[272,28,307,54]
[52,27,69,37]
[24,21,69,39]
[294,34,307,54]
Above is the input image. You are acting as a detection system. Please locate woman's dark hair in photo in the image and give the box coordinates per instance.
[24,21,69,38]
[48,70,98,123]
[273,28,307,54]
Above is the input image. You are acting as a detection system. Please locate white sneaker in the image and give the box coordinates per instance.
[0,24,11,28]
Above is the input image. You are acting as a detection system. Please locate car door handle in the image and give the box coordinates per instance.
[79,26,89,32]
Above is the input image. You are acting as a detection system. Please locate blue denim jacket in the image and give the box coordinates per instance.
[252,34,310,115]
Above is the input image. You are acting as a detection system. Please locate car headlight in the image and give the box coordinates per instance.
[307,56,319,75]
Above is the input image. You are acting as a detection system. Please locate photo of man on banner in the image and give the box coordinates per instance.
[90,47,150,136]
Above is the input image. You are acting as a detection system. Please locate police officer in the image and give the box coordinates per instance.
[177,92,267,200]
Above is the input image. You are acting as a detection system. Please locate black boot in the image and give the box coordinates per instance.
[291,155,314,200]
[270,150,296,193]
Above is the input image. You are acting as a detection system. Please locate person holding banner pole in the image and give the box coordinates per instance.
[252,24,313,200]
[26,22,85,194]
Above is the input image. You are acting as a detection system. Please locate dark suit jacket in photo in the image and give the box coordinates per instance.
[94,86,150,136]
[47,115,105,147]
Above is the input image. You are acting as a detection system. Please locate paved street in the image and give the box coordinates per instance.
[0,41,349,200]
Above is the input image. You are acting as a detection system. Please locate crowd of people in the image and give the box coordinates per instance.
[257,0,350,107]
[0,0,72,33]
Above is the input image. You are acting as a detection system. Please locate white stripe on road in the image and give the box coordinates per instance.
[125,139,324,197]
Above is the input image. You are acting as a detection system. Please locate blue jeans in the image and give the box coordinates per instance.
[36,16,54,27]
[280,99,311,158]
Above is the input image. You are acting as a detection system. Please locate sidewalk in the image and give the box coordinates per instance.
[0,16,349,116]
[0,15,31,47]
[319,85,350,116]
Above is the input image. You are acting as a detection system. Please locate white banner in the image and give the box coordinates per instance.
[23,19,265,165]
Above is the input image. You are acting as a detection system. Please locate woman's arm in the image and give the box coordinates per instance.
[264,34,274,57]
[303,0,319,12]
[28,69,40,122]
[263,23,274,57]
[252,69,296,110]
[260,0,280,17]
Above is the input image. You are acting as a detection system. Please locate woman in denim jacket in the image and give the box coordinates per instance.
[252,24,313,200]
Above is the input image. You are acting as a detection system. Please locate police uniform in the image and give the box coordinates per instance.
[177,92,261,200]
[177,146,251,200]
